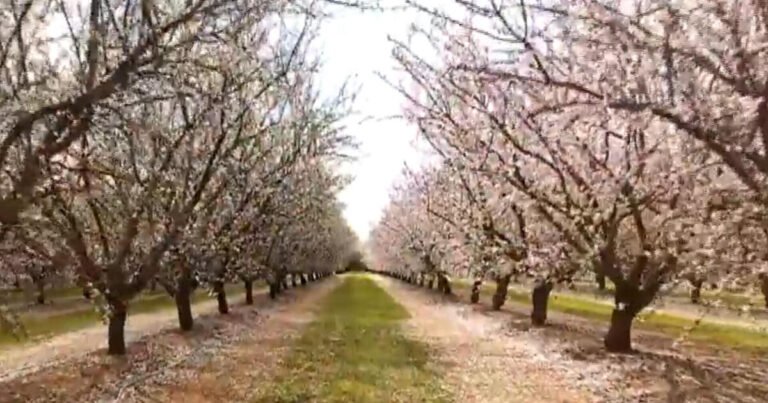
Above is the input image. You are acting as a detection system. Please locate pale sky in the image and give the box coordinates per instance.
[317,4,432,241]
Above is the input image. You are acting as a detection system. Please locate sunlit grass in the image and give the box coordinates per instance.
[254,275,448,403]
[452,280,768,351]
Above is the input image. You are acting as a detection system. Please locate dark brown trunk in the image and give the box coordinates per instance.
[596,272,606,290]
[604,308,635,352]
[470,280,481,304]
[437,273,452,295]
[291,275,298,288]
[491,274,511,310]
[160,280,175,297]
[760,275,768,308]
[244,280,254,305]
[300,274,307,286]
[36,281,45,305]
[175,276,194,331]
[418,274,425,287]
[107,300,128,355]
[427,277,434,289]
[531,280,553,326]
[269,282,278,299]
[214,282,228,314]
[690,278,703,304]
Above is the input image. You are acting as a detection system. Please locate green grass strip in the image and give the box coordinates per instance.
[254,275,449,403]
[453,281,768,352]
[0,284,247,348]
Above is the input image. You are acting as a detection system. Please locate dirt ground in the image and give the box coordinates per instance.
[4,274,767,403]
[0,279,338,403]
[1,292,245,383]
[389,278,768,403]
[375,276,603,403]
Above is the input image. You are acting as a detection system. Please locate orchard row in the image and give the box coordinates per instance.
[0,1,357,355]
[370,0,768,353]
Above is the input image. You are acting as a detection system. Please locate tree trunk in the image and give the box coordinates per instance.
[35,281,45,305]
[214,282,228,314]
[764,291,768,309]
[437,273,452,295]
[108,301,128,355]
[175,276,194,331]
[491,274,511,310]
[531,280,553,326]
[300,274,307,286]
[690,278,703,304]
[269,282,278,299]
[244,280,254,305]
[760,275,768,308]
[596,272,606,290]
[427,277,434,289]
[604,308,636,352]
[281,277,289,290]
[470,280,481,304]
[291,274,298,288]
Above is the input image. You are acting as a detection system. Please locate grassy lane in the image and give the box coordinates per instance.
[254,275,448,403]
[452,281,768,351]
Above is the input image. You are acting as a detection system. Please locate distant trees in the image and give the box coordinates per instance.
[343,251,369,272]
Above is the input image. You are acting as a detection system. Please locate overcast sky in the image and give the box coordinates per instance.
[317,4,432,241]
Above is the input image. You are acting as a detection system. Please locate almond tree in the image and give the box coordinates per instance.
[379,0,736,351]
[0,0,359,354]
[0,0,224,332]
[371,171,458,293]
